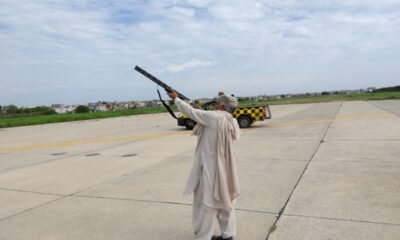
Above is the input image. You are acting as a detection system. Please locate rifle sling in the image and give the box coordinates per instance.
[157,89,177,119]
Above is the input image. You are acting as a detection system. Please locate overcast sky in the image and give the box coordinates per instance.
[1,0,399,106]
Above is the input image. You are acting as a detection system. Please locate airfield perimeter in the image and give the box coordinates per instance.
[0,100,399,240]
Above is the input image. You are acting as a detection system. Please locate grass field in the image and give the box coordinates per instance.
[239,91,400,106]
[0,107,170,129]
[1,91,399,129]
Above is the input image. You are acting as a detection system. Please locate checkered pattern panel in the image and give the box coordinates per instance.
[233,106,265,121]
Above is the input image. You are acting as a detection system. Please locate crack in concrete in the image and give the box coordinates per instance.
[0,148,194,224]
[0,195,67,223]
[265,102,343,240]
[72,193,279,216]
[73,193,194,207]
[282,213,400,227]
[367,101,400,118]
[3,186,399,228]
[0,187,64,197]
[70,149,194,196]
[326,139,400,141]
[0,187,279,222]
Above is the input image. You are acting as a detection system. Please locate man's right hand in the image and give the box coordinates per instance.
[167,90,178,100]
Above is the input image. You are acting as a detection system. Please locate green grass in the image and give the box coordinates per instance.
[0,107,171,129]
[239,91,400,106]
[1,91,399,129]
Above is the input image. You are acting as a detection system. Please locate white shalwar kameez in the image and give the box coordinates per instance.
[174,98,240,240]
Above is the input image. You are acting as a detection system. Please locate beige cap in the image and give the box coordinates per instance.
[216,95,238,113]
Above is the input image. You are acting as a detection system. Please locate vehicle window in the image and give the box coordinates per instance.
[202,101,216,111]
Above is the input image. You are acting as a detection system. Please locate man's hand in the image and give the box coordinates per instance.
[167,90,178,100]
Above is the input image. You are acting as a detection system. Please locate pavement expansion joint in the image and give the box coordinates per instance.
[0,187,66,197]
[314,159,400,164]
[367,101,400,118]
[242,157,310,162]
[72,193,193,207]
[71,194,279,215]
[70,149,195,196]
[282,213,400,227]
[235,208,278,215]
[328,139,400,142]
[0,194,67,223]
[265,102,343,240]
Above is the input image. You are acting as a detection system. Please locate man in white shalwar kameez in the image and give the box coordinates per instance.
[167,90,241,240]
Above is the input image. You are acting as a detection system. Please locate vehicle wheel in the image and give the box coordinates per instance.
[185,119,197,130]
[237,116,252,128]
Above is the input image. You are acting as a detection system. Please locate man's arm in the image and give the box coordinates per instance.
[167,90,216,126]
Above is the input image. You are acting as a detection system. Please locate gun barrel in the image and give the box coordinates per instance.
[134,66,191,101]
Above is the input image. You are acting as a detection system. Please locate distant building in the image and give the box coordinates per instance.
[144,100,162,108]
[51,104,66,114]
[88,102,108,112]
[134,102,146,108]
[51,104,78,113]
[367,87,376,92]
[66,105,78,113]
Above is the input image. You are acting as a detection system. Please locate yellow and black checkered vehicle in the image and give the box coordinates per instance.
[177,101,272,129]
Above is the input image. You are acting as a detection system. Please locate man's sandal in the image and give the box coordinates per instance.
[211,236,233,240]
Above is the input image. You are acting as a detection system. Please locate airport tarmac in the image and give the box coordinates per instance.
[0,100,399,240]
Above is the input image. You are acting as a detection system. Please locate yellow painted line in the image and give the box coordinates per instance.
[0,131,190,153]
[1,113,395,152]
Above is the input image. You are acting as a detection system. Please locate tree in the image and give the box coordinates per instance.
[33,106,55,114]
[74,105,90,113]
[6,105,18,114]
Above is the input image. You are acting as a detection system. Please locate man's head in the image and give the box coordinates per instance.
[215,95,238,113]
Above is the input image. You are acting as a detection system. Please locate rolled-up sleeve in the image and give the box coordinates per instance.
[174,98,217,126]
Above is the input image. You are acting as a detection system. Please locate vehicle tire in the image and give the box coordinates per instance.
[185,119,197,130]
[237,115,252,128]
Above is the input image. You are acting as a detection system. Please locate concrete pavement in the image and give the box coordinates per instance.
[0,100,399,239]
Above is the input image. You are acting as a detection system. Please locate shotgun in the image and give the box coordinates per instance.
[134,65,193,119]
[134,66,190,101]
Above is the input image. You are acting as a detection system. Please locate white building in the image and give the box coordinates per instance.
[51,104,78,113]
[51,104,66,114]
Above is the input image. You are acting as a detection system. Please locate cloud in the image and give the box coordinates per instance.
[0,0,399,105]
[166,59,212,72]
